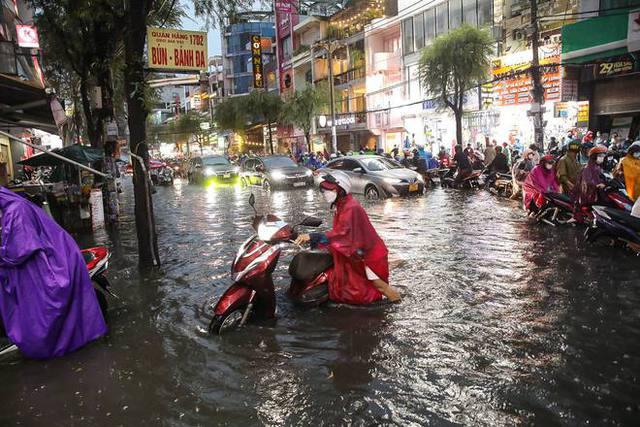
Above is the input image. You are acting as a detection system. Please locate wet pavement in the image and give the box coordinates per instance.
[2,178,640,426]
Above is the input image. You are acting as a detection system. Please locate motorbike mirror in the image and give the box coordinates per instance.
[299,216,323,227]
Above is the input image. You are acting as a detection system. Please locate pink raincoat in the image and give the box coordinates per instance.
[522,165,559,210]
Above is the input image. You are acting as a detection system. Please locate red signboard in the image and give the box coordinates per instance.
[16,25,40,49]
[492,55,561,106]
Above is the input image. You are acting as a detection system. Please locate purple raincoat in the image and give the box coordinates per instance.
[0,187,107,359]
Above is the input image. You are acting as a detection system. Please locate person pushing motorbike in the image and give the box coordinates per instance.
[294,172,401,304]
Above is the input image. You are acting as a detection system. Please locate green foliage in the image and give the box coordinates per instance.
[282,84,329,150]
[419,24,493,109]
[214,96,249,134]
[245,90,283,127]
[418,24,493,143]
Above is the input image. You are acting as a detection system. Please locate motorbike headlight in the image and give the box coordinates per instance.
[304,169,312,177]
[383,177,402,184]
[204,168,216,177]
[271,170,285,180]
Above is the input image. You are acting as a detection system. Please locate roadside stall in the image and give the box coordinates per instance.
[13,144,106,230]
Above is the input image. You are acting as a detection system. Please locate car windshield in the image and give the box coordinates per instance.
[360,157,403,171]
[203,157,230,166]
[262,157,296,168]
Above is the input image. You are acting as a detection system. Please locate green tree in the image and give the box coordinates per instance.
[282,84,328,152]
[418,24,493,146]
[245,91,283,154]
[214,96,249,138]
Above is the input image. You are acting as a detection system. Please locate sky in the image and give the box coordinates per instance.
[180,1,223,56]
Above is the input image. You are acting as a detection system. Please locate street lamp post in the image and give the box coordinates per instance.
[313,40,340,153]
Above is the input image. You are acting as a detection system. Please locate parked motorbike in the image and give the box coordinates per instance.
[442,169,484,189]
[573,174,633,225]
[531,192,576,226]
[0,246,116,360]
[205,194,329,335]
[585,206,640,254]
[486,172,513,198]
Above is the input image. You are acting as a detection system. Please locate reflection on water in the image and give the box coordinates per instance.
[2,179,640,426]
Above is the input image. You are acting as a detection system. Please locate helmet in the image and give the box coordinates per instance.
[568,140,581,151]
[628,141,640,153]
[320,170,352,194]
[588,145,607,157]
[540,154,555,164]
[582,131,594,143]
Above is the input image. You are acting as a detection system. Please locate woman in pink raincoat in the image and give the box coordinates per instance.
[522,154,560,212]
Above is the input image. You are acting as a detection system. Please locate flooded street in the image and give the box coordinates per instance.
[2,178,640,426]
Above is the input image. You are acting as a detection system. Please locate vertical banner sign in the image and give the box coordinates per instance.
[147,27,208,71]
[251,35,264,88]
[276,0,292,13]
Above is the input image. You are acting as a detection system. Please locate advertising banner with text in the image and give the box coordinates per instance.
[147,27,208,72]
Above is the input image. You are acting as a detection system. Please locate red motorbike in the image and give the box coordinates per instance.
[206,194,331,335]
[81,246,118,315]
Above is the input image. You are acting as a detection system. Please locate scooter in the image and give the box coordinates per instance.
[585,206,640,254]
[486,172,513,197]
[0,246,116,360]
[531,192,576,226]
[573,174,633,225]
[157,167,174,186]
[206,194,330,335]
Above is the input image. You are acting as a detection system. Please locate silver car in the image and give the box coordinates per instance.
[315,155,425,199]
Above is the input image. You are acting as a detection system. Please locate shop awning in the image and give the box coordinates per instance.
[18,144,103,167]
[0,73,63,134]
[561,14,629,63]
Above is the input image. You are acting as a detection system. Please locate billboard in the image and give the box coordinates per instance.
[147,27,208,71]
[251,35,264,88]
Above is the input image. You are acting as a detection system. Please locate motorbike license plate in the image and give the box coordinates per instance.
[409,183,419,192]
[223,173,231,179]
[293,182,306,187]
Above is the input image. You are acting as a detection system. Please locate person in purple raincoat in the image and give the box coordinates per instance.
[0,187,107,359]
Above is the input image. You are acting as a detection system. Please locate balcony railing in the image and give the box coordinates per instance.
[334,66,365,85]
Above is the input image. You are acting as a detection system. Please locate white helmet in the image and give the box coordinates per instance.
[322,170,352,194]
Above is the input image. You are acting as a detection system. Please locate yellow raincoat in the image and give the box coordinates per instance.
[618,155,640,201]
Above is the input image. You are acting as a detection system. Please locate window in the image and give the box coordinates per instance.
[283,35,292,59]
[414,13,425,50]
[402,18,414,54]
[436,2,449,36]
[599,0,640,15]
[449,0,463,29]
[341,159,361,171]
[463,0,477,26]
[424,9,436,42]
[243,159,255,171]
[328,160,345,169]
[477,0,492,26]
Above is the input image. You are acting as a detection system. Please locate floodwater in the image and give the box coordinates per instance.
[2,178,640,426]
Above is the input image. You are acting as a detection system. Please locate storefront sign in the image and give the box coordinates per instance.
[147,27,208,71]
[251,35,264,88]
[594,56,635,79]
[492,50,561,107]
[275,0,292,13]
[16,25,39,48]
[628,10,640,53]
[577,101,589,127]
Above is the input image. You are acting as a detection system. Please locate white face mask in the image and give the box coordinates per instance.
[545,163,554,170]
[634,152,640,159]
[596,155,605,164]
[323,190,337,204]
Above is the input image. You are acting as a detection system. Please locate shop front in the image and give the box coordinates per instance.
[316,112,373,153]
[562,10,640,140]
[0,135,13,185]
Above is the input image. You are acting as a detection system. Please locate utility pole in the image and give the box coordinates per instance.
[529,0,545,151]
[327,42,338,153]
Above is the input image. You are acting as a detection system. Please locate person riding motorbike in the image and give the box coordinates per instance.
[522,154,560,212]
[573,145,607,206]
[614,141,640,202]
[453,145,473,183]
[488,146,510,174]
[556,140,582,194]
[294,172,401,304]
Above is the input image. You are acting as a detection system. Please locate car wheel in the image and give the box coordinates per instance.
[365,185,380,200]
[263,179,272,191]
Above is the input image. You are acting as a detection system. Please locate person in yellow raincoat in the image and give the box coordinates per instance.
[615,141,640,201]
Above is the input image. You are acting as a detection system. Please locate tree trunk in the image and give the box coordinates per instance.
[454,108,463,147]
[79,76,101,147]
[305,130,312,153]
[268,122,274,154]
[124,0,160,268]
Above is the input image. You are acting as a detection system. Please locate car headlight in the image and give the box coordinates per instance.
[234,166,240,173]
[304,169,312,177]
[204,168,216,177]
[383,177,402,184]
[271,170,285,180]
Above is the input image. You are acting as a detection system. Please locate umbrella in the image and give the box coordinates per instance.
[19,144,104,167]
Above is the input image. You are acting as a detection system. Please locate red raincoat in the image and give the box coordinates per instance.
[325,195,387,305]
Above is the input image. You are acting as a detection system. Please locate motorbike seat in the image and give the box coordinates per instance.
[604,207,640,232]
[289,251,333,283]
[547,192,572,204]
